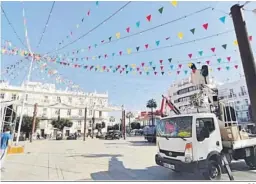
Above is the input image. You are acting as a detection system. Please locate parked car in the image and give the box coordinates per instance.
[105,130,120,140]
[67,134,77,140]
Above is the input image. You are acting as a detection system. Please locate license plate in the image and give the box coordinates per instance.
[163,163,175,169]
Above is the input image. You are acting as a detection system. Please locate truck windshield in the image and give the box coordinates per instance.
[156,116,192,138]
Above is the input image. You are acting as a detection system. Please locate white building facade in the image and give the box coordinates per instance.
[0,81,121,137]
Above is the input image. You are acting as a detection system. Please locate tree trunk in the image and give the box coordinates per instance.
[151,108,154,126]
[129,117,131,131]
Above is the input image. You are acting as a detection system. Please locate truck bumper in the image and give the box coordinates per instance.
[155,154,207,173]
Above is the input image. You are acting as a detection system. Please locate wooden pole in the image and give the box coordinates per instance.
[30,103,38,143]
[83,107,87,141]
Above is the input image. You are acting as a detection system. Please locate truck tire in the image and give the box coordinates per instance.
[245,146,256,169]
[203,160,222,180]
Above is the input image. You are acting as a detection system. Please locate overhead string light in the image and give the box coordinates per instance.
[36,1,56,49]
[46,1,132,55]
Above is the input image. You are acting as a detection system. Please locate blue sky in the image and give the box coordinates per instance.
[1,1,256,116]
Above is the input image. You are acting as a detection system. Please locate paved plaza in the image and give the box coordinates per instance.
[1,137,256,181]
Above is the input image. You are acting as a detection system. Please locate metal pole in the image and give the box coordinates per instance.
[16,55,34,145]
[92,109,95,139]
[83,107,87,141]
[231,4,256,125]
[123,109,126,140]
[30,103,38,143]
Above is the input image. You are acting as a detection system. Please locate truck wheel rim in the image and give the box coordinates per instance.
[210,166,219,179]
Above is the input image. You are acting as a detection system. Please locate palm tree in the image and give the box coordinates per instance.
[126,112,134,130]
[146,99,157,126]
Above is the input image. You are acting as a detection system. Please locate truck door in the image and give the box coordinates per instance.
[194,117,222,161]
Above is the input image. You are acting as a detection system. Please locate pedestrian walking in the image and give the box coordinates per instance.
[1,127,12,172]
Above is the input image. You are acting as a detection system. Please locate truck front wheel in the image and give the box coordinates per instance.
[203,160,222,180]
[245,146,256,169]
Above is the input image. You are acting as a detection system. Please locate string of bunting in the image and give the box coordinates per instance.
[1,60,24,75]
[2,59,29,81]
[47,1,131,54]
[54,6,222,57]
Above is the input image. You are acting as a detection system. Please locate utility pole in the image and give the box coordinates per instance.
[83,107,87,141]
[122,107,126,140]
[231,4,256,124]
[92,110,95,139]
[30,103,38,143]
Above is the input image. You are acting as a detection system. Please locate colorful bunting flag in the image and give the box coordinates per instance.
[136,46,140,51]
[96,1,99,6]
[178,64,182,68]
[190,28,195,34]
[177,71,180,75]
[145,44,149,49]
[235,65,238,69]
[156,40,160,46]
[136,21,140,28]
[116,32,121,39]
[206,60,210,65]
[227,57,231,62]
[127,48,132,54]
[159,60,163,64]
[188,53,192,59]
[168,58,172,63]
[226,66,230,70]
[126,27,130,33]
[178,32,183,39]
[222,44,227,49]
[203,23,208,30]
[234,40,238,46]
[171,1,177,7]
[211,47,216,52]
[219,16,226,24]
[217,67,221,71]
[217,58,221,63]
[198,51,203,56]
[166,37,170,40]
[184,70,188,74]
[146,15,152,22]
[158,7,164,14]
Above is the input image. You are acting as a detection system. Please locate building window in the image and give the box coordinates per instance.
[11,94,17,100]
[89,120,92,127]
[99,111,102,117]
[57,96,61,103]
[196,118,215,142]
[68,97,72,103]
[89,110,92,116]
[78,121,82,126]
[0,93,5,99]
[25,94,28,100]
[67,109,71,116]
[245,99,249,106]
[78,109,82,116]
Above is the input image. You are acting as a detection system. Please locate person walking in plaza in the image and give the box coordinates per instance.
[1,127,12,172]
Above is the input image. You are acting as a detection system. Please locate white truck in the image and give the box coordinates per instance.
[155,113,256,180]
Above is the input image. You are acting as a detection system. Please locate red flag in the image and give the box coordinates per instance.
[188,53,192,58]
[103,66,106,70]
[159,60,163,64]
[154,71,157,75]
[142,62,145,67]
[206,60,210,65]
[137,67,140,71]
[104,54,107,58]
[126,27,130,33]
[227,56,231,61]
[211,48,215,53]
[235,65,238,69]
[178,64,182,68]
[119,51,122,56]
[160,66,164,70]
[217,67,221,71]
[203,23,208,30]
[87,10,90,16]
[118,65,121,68]
[249,36,252,41]
[145,44,149,49]
[146,15,152,22]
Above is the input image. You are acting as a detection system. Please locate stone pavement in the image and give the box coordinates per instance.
[1,137,256,181]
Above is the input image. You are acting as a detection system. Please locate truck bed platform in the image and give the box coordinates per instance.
[222,137,256,150]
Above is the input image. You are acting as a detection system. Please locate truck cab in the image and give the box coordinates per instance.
[155,113,224,180]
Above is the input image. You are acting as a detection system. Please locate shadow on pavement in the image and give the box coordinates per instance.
[89,156,202,181]
[67,154,123,158]
[128,141,156,147]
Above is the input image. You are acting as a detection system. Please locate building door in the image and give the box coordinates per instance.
[65,130,70,136]
[41,129,45,137]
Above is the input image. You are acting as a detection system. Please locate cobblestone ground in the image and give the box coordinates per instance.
[1,137,255,181]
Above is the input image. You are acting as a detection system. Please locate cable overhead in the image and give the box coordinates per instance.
[36,1,56,49]
[45,1,131,55]
[1,6,26,48]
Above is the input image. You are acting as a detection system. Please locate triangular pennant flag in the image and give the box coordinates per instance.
[178,64,182,68]
[130,67,133,71]
[160,66,164,70]
[149,61,153,66]
[158,7,164,14]
[203,23,208,30]
[94,44,97,48]
[234,40,238,45]
[110,66,113,69]
[222,44,227,49]
[142,62,145,67]
[127,48,132,54]
[170,65,174,69]
[145,44,149,49]
[98,55,101,59]
[171,1,177,7]
[161,72,164,75]
[112,53,115,56]
[154,72,157,75]
[87,10,90,16]
[126,71,129,74]
[165,37,170,40]
[227,57,231,62]
[168,58,172,63]
[249,36,252,41]
[211,47,216,53]
[146,15,152,22]
[109,37,112,42]
[126,27,130,33]
[188,53,192,58]
[119,51,122,56]
[101,40,105,43]
[226,66,230,70]
[146,72,149,75]
[178,32,183,39]
[136,46,140,51]
[190,28,195,34]
[156,40,160,46]
[116,32,121,39]
[206,60,210,65]
[136,21,140,28]
[198,51,203,56]
[217,67,221,71]
[184,70,188,75]
[104,54,108,58]
[217,58,221,63]
[81,18,84,22]
[153,67,156,70]
[139,71,142,75]
[219,16,226,23]
[177,71,180,75]
[137,67,140,71]
[96,1,99,6]
[235,65,238,69]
